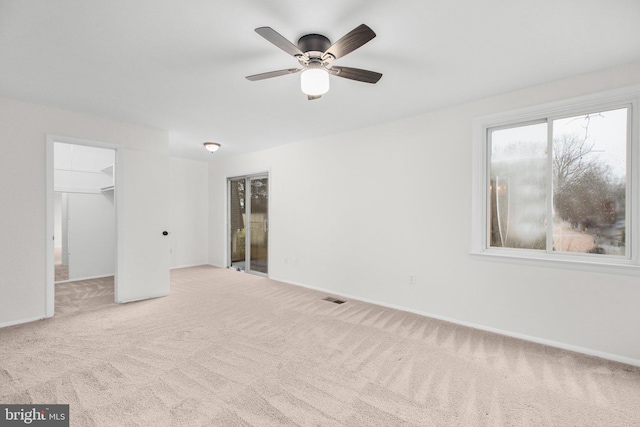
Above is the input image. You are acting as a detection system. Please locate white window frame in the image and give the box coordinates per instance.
[471,85,640,275]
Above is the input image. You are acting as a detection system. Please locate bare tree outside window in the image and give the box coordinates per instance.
[488,107,628,256]
[552,109,627,255]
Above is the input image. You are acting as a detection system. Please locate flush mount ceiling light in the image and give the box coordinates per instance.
[246,24,382,100]
[203,142,221,153]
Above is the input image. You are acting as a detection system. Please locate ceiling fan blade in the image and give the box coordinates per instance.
[246,68,301,81]
[329,66,382,84]
[255,27,304,57]
[322,24,376,61]
[307,95,321,101]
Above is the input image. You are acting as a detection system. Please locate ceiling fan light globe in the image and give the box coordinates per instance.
[301,69,329,96]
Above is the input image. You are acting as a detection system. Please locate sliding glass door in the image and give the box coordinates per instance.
[249,177,268,274]
[229,177,246,271]
[228,174,268,276]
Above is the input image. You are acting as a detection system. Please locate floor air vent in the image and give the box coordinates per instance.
[323,297,346,304]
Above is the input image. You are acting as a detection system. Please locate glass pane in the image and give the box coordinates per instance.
[489,123,547,249]
[552,108,627,255]
[249,177,268,274]
[229,179,246,270]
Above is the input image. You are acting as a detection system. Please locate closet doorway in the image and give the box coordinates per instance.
[228,174,269,276]
[53,142,116,283]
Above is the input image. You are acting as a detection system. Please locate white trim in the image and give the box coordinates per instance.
[471,84,640,274]
[49,134,121,150]
[629,102,640,264]
[474,84,640,129]
[170,263,209,270]
[45,136,55,317]
[546,118,554,253]
[54,274,114,284]
[270,275,640,368]
[470,252,640,276]
[114,148,124,303]
[54,187,102,194]
[0,316,45,329]
[226,167,272,181]
[118,292,169,304]
[46,134,122,317]
[54,168,110,174]
[226,177,231,269]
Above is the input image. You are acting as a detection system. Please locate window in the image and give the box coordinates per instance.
[472,87,639,272]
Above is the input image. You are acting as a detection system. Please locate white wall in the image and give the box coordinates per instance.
[67,192,115,280]
[54,193,62,248]
[208,61,640,364]
[0,96,169,327]
[169,157,209,268]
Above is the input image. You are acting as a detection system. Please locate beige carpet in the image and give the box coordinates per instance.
[54,247,69,282]
[1,266,639,426]
[54,276,115,317]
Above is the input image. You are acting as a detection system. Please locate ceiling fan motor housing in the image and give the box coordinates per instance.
[297,34,331,57]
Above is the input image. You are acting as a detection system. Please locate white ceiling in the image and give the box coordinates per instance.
[1,0,639,161]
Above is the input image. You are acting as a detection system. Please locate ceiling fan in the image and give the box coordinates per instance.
[246,24,382,100]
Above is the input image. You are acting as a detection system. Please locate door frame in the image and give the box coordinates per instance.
[45,134,123,317]
[227,172,270,277]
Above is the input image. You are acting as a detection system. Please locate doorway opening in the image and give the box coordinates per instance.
[46,136,120,317]
[228,174,269,276]
[53,143,115,283]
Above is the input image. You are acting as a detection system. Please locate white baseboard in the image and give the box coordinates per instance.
[170,263,210,270]
[116,292,169,304]
[55,273,114,284]
[0,316,44,329]
[269,276,640,368]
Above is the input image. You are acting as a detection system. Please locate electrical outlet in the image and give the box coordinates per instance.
[408,275,416,284]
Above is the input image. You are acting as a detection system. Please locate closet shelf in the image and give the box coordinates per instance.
[101,164,115,193]
[101,164,114,176]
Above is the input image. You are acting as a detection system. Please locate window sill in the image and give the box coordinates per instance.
[470,249,640,277]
